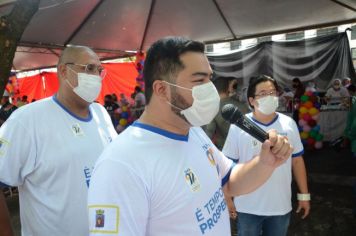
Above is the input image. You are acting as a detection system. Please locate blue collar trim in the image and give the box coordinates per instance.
[52,95,92,122]
[132,121,189,141]
[251,113,279,127]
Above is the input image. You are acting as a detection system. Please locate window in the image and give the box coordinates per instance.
[205,44,214,53]
[230,40,241,50]
[286,32,305,40]
[352,48,356,59]
[351,25,356,40]
[317,27,338,37]
[257,36,271,43]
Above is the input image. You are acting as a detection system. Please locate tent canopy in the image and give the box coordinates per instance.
[1,0,356,71]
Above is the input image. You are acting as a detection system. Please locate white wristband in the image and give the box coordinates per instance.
[297,193,311,201]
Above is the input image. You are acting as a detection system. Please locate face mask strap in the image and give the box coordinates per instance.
[163,81,192,91]
[166,101,184,111]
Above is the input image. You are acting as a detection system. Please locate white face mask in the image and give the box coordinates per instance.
[166,81,220,127]
[66,72,102,103]
[256,95,279,115]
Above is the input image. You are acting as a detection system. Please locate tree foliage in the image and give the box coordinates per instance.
[0,0,40,99]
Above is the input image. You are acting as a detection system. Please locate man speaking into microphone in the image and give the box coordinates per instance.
[223,75,310,236]
[88,38,293,236]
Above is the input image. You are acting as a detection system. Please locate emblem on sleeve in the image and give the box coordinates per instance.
[95,209,105,227]
[89,205,119,234]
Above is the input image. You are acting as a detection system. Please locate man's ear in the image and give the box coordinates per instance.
[248,97,255,108]
[57,64,66,81]
[152,80,170,101]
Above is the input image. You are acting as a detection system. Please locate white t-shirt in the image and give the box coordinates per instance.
[325,87,349,104]
[88,122,234,236]
[0,96,117,236]
[222,113,304,216]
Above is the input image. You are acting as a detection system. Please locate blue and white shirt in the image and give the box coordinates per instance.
[0,96,117,236]
[223,112,304,216]
[88,122,234,236]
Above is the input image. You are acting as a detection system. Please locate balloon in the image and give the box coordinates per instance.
[119,118,128,126]
[312,114,320,121]
[314,141,323,149]
[307,137,316,146]
[315,133,324,141]
[312,125,320,132]
[299,107,308,114]
[115,108,122,114]
[121,112,129,119]
[127,117,134,124]
[314,102,321,109]
[301,95,309,102]
[303,125,311,132]
[300,131,309,139]
[309,96,318,103]
[305,91,313,97]
[308,107,319,116]
[298,119,307,127]
[116,125,125,132]
[303,113,312,121]
[309,130,316,138]
[308,119,317,127]
[304,101,313,109]
[122,106,128,112]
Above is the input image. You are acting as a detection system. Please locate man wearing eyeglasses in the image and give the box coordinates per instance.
[223,75,310,236]
[0,45,117,236]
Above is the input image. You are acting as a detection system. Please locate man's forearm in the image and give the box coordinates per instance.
[292,157,309,193]
[0,190,14,236]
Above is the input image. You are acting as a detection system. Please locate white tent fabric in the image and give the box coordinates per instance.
[1,0,355,71]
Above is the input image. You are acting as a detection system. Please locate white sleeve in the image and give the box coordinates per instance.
[0,118,36,186]
[289,119,304,158]
[222,124,240,162]
[88,159,149,236]
[213,149,234,186]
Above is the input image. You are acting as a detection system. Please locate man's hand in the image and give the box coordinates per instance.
[296,200,310,219]
[259,130,293,168]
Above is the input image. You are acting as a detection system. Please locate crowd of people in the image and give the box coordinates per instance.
[0,36,354,236]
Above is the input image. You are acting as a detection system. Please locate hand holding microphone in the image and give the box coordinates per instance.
[221,104,293,167]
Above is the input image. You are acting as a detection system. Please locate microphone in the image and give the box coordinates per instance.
[221,104,269,143]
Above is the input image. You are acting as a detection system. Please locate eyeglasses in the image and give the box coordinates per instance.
[255,90,278,97]
[65,63,106,78]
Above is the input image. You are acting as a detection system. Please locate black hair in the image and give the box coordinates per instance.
[143,36,205,104]
[213,77,230,94]
[104,94,112,100]
[247,75,280,109]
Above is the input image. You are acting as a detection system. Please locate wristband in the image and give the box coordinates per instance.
[297,193,311,201]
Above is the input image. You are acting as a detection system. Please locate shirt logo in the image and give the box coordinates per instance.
[184,168,200,192]
[0,138,10,156]
[71,123,84,136]
[252,140,258,147]
[95,209,105,228]
[206,148,216,166]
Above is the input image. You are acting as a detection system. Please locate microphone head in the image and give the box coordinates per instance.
[221,104,244,123]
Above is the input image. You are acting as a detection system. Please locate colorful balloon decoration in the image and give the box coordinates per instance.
[115,105,134,134]
[135,51,145,89]
[298,90,324,149]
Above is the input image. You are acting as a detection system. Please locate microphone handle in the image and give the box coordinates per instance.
[235,117,269,143]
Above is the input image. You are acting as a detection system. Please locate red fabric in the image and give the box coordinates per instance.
[15,62,138,104]
[98,63,138,104]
